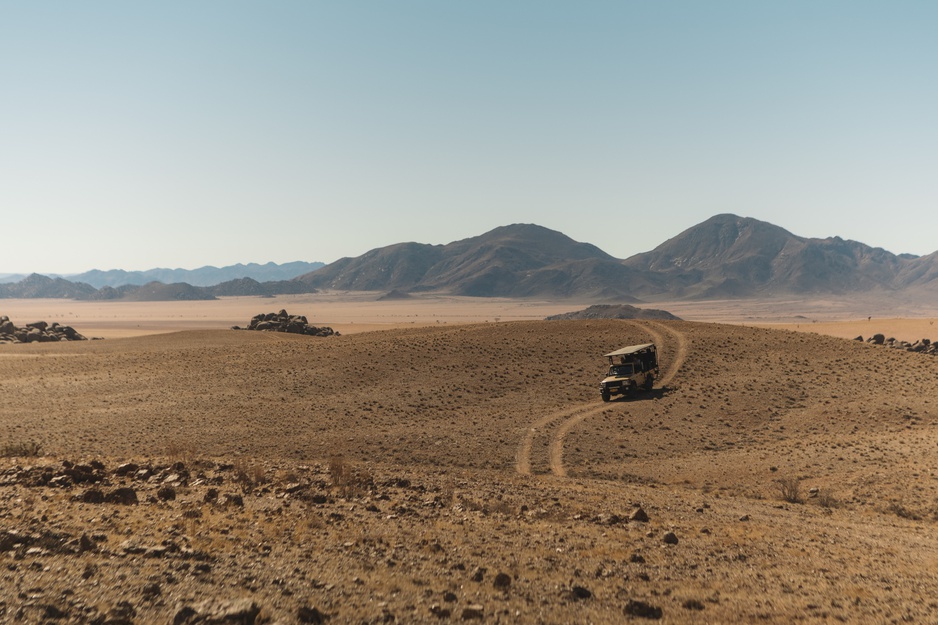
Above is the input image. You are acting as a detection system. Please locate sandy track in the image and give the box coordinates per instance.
[546,405,611,477]
[514,319,663,476]
[643,319,688,388]
[515,403,604,476]
[545,320,688,477]
[512,320,689,478]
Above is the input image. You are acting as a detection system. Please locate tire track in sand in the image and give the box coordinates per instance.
[547,320,689,477]
[515,403,599,476]
[642,320,688,388]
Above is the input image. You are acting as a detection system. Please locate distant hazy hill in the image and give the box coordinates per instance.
[294,224,651,299]
[0,261,324,301]
[0,275,318,301]
[71,261,324,288]
[0,274,97,299]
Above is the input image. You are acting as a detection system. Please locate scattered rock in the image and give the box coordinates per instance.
[173,598,261,624]
[42,604,69,620]
[571,586,592,600]
[493,572,512,590]
[104,487,138,505]
[142,581,162,598]
[81,489,105,504]
[629,507,649,523]
[223,493,244,508]
[461,605,484,620]
[662,532,679,545]
[115,462,139,476]
[624,599,663,619]
[78,533,96,553]
[108,601,137,623]
[120,539,148,555]
[297,605,327,623]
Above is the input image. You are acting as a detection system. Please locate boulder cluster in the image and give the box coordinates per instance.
[856,333,937,355]
[0,316,88,344]
[233,309,338,337]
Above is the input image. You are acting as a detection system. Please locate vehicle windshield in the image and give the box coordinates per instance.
[609,364,634,376]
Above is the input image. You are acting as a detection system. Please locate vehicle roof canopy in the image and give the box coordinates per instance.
[605,343,655,358]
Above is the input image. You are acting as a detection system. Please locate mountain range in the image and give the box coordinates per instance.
[294,214,938,300]
[2,215,936,301]
[0,261,324,287]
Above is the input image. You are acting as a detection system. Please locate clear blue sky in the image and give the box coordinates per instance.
[2,1,936,274]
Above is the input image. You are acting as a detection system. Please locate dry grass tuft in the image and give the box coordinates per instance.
[0,440,43,458]
[328,454,373,498]
[328,454,349,487]
[166,439,197,465]
[233,457,269,490]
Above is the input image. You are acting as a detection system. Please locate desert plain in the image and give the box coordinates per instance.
[2,292,938,624]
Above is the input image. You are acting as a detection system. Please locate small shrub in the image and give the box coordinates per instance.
[775,477,803,504]
[886,501,921,521]
[1,440,43,458]
[816,489,840,509]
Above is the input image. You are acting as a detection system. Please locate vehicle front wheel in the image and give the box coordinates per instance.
[601,390,610,402]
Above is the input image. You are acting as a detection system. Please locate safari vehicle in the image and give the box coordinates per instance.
[599,343,659,402]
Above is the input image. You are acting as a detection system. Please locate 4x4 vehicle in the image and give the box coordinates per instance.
[599,343,659,402]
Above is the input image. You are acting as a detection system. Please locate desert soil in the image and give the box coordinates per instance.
[2,295,938,623]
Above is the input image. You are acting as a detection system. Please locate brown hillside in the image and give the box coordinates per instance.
[2,321,938,622]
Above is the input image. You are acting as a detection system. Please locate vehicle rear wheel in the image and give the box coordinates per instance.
[644,374,654,390]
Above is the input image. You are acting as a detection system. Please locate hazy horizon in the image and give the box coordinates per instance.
[3,2,936,274]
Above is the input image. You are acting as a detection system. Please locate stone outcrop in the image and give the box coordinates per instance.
[0,316,89,344]
[855,334,937,356]
[233,310,338,337]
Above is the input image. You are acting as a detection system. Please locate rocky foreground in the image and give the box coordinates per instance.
[4,454,938,624]
[1,455,682,624]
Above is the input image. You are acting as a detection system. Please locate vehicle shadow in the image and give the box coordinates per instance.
[605,388,669,402]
